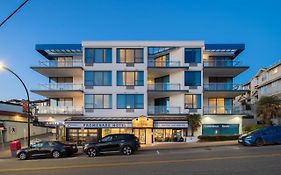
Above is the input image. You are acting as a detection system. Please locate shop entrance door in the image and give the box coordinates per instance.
[133,129,146,144]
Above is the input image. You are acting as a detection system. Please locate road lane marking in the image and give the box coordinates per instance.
[1,153,281,173]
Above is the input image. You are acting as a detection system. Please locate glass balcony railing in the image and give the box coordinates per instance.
[36,106,83,115]
[38,83,83,91]
[148,83,181,91]
[203,60,242,67]
[148,106,181,114]
[203,106,244,115]
[204,83,247,91]
[148,60,181,67]
[37,60,83,67]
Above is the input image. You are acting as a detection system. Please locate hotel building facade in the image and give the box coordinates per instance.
[31,41,249,144]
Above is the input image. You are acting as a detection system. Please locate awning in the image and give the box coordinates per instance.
[154,121,188,128]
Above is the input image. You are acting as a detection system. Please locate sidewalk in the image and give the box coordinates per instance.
[0,133,55,159]
[140,140,238,151]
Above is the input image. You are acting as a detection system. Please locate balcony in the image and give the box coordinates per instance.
[203,60,249,77]
[31,60,83,78]
[203,106,246,115]
[36,106,83,115]
[148,60,188,79]
[204,83,248,98]
[148,106,183,115]
[148,83,186,98]
[31,83,83,98]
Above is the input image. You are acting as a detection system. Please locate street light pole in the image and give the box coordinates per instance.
[1,65,31,147]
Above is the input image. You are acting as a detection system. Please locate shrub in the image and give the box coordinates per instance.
[198,135,240,141]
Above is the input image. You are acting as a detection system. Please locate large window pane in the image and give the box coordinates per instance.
[103,72,112,86]
[94,95,103,108]
[185,71,201,86]
[93,72,103,86]
[85,49,94,64]
[85,72,94,86]
[117,95,126,108]
[126,72,135,85]
[185,48,201,63]
[136,71,144,85]
[117,71,144,86]
[135,94,144,108]
[185,94,201,109]
[126,49,134,63]
[85,95,93,109]
[104,95,112,108]
[94,49,104,63]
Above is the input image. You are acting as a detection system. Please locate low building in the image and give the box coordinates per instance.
[0,101,49,143]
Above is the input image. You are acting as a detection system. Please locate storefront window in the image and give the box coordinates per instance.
[102,128,133,137]
[153,129,186,142]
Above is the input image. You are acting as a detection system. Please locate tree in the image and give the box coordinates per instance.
[186,114,201,136]
[256,96,281,125]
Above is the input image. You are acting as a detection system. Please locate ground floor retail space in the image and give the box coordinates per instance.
[63,116,188,145]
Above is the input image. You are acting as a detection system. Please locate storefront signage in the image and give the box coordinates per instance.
[132,116,153,128]
[154,121,188,128]
[65,121,132,128]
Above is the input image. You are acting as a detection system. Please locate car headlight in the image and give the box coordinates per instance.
[245,135,252,139]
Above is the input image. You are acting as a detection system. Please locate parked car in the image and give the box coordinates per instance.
[83,134,140,157]
[17,141,78,160]
[238,125,281,146]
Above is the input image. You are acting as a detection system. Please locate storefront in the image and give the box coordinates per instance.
[202,124,239,136]
[64,116,188,145]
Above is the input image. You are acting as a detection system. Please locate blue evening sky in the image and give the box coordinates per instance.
[0,0,281,100]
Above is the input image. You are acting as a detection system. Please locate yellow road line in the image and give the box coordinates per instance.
[1,153,281,173]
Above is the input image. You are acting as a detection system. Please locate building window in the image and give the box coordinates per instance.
[184,71,201,86]
[117,71,144,86]
[85,48,112,64]
[261,74,267,81]
[117,94,144,109]
[85,94,112,109]
[85,71,112,86]
[117,48,144,63]
[185,48,201,63]
[272,67,278,74]
[208,98,233,114]
[49,77,73,83]
[184,94,201,109]
[50,98,73,107]
[260,86,267,95]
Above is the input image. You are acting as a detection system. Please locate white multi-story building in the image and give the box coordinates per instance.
[31,41,249,144]
[237,61,281,119]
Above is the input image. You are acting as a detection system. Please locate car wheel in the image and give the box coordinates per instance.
[87,148,97,157]
[255,138,264,146]
[19,152,27,160]
[52,150,60,158]
[122,146,133,155]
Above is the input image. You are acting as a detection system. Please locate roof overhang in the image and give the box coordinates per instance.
[204,44,245,58]
[36,44,82,59]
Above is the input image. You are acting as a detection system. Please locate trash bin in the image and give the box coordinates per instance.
[9,140,21,157]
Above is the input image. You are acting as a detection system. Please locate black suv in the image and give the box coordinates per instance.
[83,134,140,157]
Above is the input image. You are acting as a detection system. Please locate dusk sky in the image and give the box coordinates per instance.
[0,0,281,100]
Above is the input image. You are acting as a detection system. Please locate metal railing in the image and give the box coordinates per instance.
[38,83,83,91]
[148,83,181,91]
[204,83,247,91]
[38,60,83,67]
[203,60,242,67]
[203,106,245,115]
[148,60,181,67]
[36,106,83,115]
[148,106,181,114]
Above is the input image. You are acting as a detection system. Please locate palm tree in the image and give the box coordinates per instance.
[256,96,281,125]
[186,114,201,136]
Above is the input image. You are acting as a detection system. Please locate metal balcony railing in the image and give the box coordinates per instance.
[203,106,245,115]
[148,83,181,91]
[38,83,83,91]
[36,106,83,115]
[203,60,242,67]
[148,60,181,67]
[38,60,83,67]
[204,83,247,91]
[148,106,181,114]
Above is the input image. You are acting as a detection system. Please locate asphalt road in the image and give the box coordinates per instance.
[1,144,281,175]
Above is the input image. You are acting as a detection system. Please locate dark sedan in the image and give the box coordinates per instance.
[17,141,78,160]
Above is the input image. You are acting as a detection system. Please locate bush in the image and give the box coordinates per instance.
[198,135,240,142]
[242,124,265,134]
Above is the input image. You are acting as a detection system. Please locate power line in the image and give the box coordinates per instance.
[0,0,30,29]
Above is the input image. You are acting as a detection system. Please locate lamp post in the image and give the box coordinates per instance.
[0,64,31,147]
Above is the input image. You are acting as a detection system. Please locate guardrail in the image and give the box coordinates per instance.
[148,106,181,114]
[38,83,83,91]
[203,60,242,67]
[148,60,181,67]
[38,60,83,67]
[148,83,181,91]
[204,83,247,91]
[36,106,83,115]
